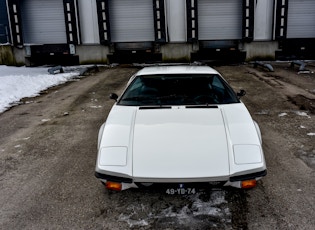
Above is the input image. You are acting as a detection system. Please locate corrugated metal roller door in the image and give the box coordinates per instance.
[109,0,155,42]
[20,0,67,44]
[0,0,9,43]
[287,0,315,38]
[198,0,242,40]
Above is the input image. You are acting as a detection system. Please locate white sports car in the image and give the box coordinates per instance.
[95,65,266,193]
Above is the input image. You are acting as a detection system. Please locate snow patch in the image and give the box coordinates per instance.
[118,204,150,228]
[119,214,149,228]
[278,112,288,117]
[90,105,102,109]
[294,111,311,118]
[0,65,81,113]
[117,191,230,228]
[255,110,269,115]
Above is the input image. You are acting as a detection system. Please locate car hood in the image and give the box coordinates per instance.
[97,104,263,180]
[133,106,229,179]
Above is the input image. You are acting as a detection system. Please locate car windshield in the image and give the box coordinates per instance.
[118,74,239,106]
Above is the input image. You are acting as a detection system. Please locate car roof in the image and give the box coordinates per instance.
[135,65,220,76]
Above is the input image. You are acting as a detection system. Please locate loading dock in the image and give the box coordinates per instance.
[275,0,315,59]
[105,0,165,63]
[7,0,80,66]
[188,0,253,62]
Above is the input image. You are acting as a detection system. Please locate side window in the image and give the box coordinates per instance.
[212,75,225,91]
[211,75,226,98]
[128,78,143,92]
[122,77,143,98]
[212,75,228,103]
[211,75,238,103]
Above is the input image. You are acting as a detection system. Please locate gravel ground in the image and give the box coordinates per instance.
[0,63,314,229]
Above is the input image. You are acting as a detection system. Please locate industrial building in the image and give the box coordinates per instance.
[0,0,314,66]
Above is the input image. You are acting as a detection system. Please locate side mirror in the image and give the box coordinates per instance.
[237,89,246,98]
[109,93,118,101]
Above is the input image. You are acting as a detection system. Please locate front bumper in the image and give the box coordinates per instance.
[95,170,267,190]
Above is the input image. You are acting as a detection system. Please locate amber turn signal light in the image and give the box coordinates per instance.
[105,181,122,191]
[241,179,257,189]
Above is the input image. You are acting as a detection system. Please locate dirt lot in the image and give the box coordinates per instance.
[0,62,314,229]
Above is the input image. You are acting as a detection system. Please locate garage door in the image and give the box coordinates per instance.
[0,0,10,43]
[20,0,67,44]
[287,0,315,38]
[198,0,242,40]
[108,0,155,42]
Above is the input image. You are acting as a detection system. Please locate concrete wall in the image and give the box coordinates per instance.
[166,0,186,42]
[76,45,109,64]
[11,45,109,66]
[9,41,280,65]
[161,43,193,62]
[243,41,279,61]
[77,0,100,44]
[12,47,25,66]
[254,0,274,41]
[0,45,16,65]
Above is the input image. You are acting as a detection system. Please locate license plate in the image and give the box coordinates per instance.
[165,186,196,195]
